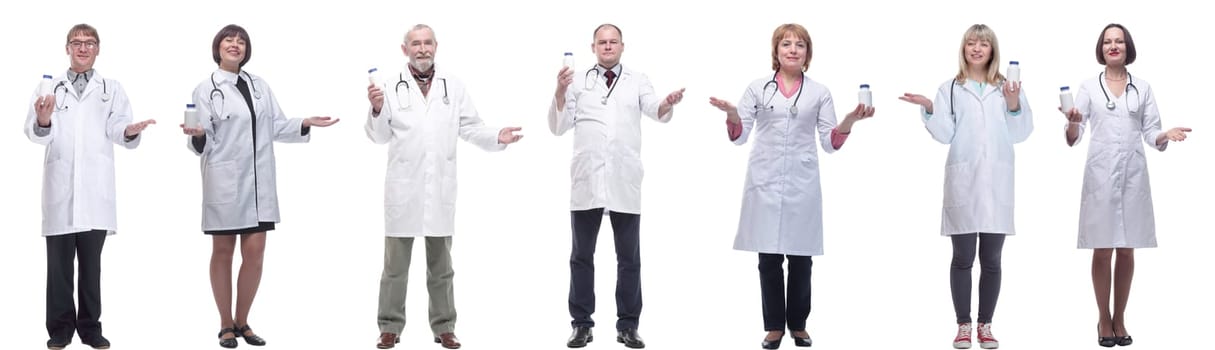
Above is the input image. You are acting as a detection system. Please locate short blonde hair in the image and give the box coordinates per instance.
[770,24,811,72]
[954,24,1004,84]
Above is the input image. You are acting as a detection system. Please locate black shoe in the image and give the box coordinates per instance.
[218,327,239,349]
[1114,323,1133,346]
[567,326,593,348]
[790,332,812,347]
[616,329,645,349]
[47,337,72,350]
[82,334,111,349]
[235,324,266,346]
[1098,324,1117,347]
[762,334,783,349]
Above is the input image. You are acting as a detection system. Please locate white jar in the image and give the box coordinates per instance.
[1007,61,1020,82]
[184,103,199,128]
[1059,86,1074,113]
[39,74,54,97]
[858,84,872,107]
[563,52,575,71]
[368,68,380,87]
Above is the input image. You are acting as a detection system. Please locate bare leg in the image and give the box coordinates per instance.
[211,235,238,340]
[1092,249,1114,338]
[235,232,267,336]
[1112,248,1134,336]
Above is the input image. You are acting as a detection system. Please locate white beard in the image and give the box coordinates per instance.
[410,59,433,72]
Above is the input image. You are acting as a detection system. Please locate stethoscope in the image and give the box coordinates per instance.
[584,65,620,105]
[395,73,449,110]
[52,79,112,111]
[209,71,261,117]
[1098,71,1139,110]
[756,71,804,116]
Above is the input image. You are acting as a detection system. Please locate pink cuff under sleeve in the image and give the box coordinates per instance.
[830,128,850,150]
[726,119,742,141]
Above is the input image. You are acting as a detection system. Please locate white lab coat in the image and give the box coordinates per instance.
[24,70,141,236]
[1068,74,1164,248]
[187,69,309,232]
[730,76,839,256]
[547,64,672,215]
[921,79,1033,236]
[365,67,506,237]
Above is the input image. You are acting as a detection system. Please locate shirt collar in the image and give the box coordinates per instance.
[597,63,621,77]
[213,69,240,84]
[67,68,94,83]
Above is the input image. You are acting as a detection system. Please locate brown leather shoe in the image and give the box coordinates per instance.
[433,332,462,349]
[377,333,400,349]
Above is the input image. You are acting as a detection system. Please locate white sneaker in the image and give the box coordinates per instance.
[976,323,999,349]
[953,323,972,349]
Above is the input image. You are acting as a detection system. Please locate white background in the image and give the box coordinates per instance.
[1,0,1210,349]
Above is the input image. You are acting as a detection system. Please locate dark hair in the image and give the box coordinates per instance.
[1096,23,1136,65]
[593,23,622,41]
[66,23,99,45]
[212,24,252,67]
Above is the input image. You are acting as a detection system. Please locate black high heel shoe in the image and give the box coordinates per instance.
[218,327,239,349]
[235,325,266,346]
[1113,323,1133,346]
[762,332,784,349]
[1098,324,1117,348]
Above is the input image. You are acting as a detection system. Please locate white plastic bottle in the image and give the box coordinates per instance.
[1007,61,1020,82]
[39,74,54,97]
[858,84,873,107]
[1059,86,1074,113]
[563,52,575,71]
[368,68,380,87]
[184,103,199,128]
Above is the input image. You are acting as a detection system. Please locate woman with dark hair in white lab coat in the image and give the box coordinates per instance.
[899,24,1033,350]
[1060,23,1190,348]
[709,23,873,349]
[180,24,339,349]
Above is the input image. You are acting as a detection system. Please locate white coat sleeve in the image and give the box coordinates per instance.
[1139,84,1167,151]
[457,88,506,152]
[187,85,216,155]
[104,81,140,149]
[547,85,576,136]
[25,87,53,145]
[1004,86,1033,144]
[637,73,672,123]
[265,82,310,143]
[1069,83,1093,146]
[922,83,956,144]
[365,105,392,145]
[816,90,839,154]
[731,86,758,145]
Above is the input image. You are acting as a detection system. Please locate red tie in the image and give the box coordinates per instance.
[604,70,616,88]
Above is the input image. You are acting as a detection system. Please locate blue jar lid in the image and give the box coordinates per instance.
[187,103,196,108]
[859,84,870,88]
[1010,61,1019,65]
[43,74,53,79]
[564,52,573,56]
[368,68,378,73]
[1060,86,1070,91]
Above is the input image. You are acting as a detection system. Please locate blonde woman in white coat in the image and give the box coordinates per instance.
[709,23,873,350]
[1061,23,1190,348]
[899,24,1033,350]
[180,24,339,349]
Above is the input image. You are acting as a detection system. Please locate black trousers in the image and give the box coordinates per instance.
[950,233,1005,324]
[568,208,642,331]
[46,230,107,340]
[759,253,813,331]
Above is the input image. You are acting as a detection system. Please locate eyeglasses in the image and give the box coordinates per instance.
[68,41,98,50]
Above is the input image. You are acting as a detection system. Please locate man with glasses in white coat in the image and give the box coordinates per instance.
[25,23,156,350]
[549,23,686,349]
[366,23,523,350]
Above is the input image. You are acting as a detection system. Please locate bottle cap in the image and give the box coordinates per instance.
[1060,86,1070,91]
[368,68,378,74]
[1010,61,1019,65]
[187,103,196,108]
[564,52,573,56]
[43,74,53,79]
[859,84,870,89]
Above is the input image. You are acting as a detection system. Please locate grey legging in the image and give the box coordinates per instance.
[950,233,1005,324]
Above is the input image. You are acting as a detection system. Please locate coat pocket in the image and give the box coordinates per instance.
[43,158,71,205]
[203,160,238,205]
[942,163,975,208]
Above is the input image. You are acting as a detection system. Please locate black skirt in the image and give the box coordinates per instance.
[204,221,276,235]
